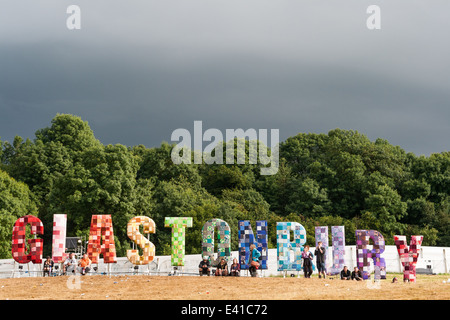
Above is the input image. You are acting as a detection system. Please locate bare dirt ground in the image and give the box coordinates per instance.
[0,273,448,300]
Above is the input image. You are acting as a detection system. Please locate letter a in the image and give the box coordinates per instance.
[366,5,381,30]
[66,5,81,30]
[87,215,117,264]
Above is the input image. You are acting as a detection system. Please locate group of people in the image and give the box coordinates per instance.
[340,266,363,281]
[41,243,365,280]
[301,241,327,279]
[42,253,92,277]
[198,241,366,280]
[199,244,262,277]
[304,241,364,280]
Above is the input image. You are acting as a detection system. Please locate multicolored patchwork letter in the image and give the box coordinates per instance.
[314,226,329,273]
[127,216,156,265]
[87,215,117,264]
[11,215,44,264]
[276,222,306,271]
[202,218,231,262]
[52,214,67,263]
[355,229,386,280]
[330,226,345,275]
[394,235,423,282]
[165,217,193,266]
[239,220,268,270]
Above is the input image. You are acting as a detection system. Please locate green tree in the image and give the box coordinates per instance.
[285,177,331,218]
[47,144,142,256]
[0,170,38,258]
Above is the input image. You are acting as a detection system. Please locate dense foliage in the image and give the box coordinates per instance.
[0,114,448,258]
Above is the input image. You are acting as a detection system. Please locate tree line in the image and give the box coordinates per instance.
[0,114,448,258]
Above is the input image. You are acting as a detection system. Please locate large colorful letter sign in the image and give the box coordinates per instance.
[11,215,44,264]
[202,218,231,262]
[330,226,345,275]
[356,230,386,280]
[127,216,156,265]
[87,215,117,264]
[314,226,329,272]
[52,214,67,263]
[394,235,423,282]
[165,217,193,266]
[277,222,306,271]
[313,226,328,273]
[314,226,346,275]
[239,220,268,269]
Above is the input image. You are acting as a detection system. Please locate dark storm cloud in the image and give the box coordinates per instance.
[0,0,449,155]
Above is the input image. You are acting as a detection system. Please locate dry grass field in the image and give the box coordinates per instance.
[0,273,448,300]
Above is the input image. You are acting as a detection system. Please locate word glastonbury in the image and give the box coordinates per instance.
[11,214,423,282]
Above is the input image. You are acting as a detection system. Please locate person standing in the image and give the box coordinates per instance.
[302,245,313,278]
[314,241,326,279]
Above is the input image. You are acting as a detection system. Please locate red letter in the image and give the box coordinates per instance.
[394,235,423,282]
[11,215,44,264]
[87,215,117,264]
[52,214,67,263]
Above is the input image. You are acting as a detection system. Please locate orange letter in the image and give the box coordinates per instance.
[127,216,156,265]
[87,215,117,264]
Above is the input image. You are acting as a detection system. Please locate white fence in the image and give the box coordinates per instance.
[0,246,448,278]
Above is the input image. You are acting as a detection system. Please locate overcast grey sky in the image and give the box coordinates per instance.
[0,0,449,155]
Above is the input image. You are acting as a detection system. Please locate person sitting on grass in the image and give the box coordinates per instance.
[215,258,229,276]
[248,244,261,277]
[43,256,54,277]
[351,267,363,281]
[78,254,91,275]
[340,266,351,280]
[198,256,211,276]
[229,258,240,277]
[63,253,77,275]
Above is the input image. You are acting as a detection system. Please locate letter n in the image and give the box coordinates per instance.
[87,215,117,264]
[239,220,268,269]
